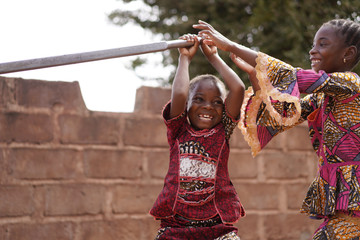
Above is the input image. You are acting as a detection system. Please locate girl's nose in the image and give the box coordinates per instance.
[203,101,213,109]
[309,46,316,55]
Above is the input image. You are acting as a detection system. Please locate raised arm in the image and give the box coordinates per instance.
[230,53,260,92]
[170,34,200,118]
[193,20,258,67]
[200,41,245,119]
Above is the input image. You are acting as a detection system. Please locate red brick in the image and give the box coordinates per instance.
[286,183,310,210]
[235,214,260,240]
[9,148,81,180]
[229,151,258,179]
[234,183,280,210]
[0,225,5,240]
[285,123,314,150]
[84,149,143,179]
[263,152,311,179]
[0,186,34,217]
[0,148,6,184]
[0,77,14,108]
[147,150,169,179]
[45,184,105,216]
[264,213,318,240]
[0,80,330,239]
[59,114,118,145]
[261,132,285,151]
[308,154,319,180]
[112,184,161,214]
[15,78,87,111]
[123,116,167,147]
[6,222,74,240]
[230,128,257,150]
[144,216,161,239]
[134,86,170,114]
[238,128,285,153]
[0,112,53,143]
[79,219,144,240]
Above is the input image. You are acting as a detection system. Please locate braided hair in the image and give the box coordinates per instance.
[323,19,360,67]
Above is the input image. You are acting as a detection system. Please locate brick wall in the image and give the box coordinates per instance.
[0,76,319,240]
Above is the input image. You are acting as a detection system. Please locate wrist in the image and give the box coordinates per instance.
[226,41,237,52]
[206,54,219,62]
[179,55,191,64]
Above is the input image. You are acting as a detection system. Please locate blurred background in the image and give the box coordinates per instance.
[0,0,359,112]
[0,0,171,112]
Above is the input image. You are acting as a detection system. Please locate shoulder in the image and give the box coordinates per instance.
[163,101,186,122]
[222,103,239,140]
[257,52,295,72]
[330,71,360,92]
[162,101,187,142]
[331,71,360,81]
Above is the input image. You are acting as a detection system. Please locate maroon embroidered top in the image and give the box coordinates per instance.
[150,102,245,224]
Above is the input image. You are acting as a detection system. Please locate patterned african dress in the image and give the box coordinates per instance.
[150,101,245,240]
[240,52,360,239]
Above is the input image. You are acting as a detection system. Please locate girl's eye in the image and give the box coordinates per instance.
[214,100,223,105]
[312,42,327,48]
[194,97,203,102]
[319,40,329,47]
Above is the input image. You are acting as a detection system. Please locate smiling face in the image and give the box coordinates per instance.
[187,79,224,130]
[309,25,348,73]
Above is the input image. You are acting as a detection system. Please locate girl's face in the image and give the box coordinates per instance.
[309,25,348,73]
[187,80,224,130]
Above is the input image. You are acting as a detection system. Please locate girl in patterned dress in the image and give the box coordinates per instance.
[150,34,246,239]
[194,19,360,239]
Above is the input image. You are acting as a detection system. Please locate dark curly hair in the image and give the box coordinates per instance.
[188,74,227,100]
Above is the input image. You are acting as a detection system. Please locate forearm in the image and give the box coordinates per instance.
[170,56,191,118]
[209,55,244,91]
[248,68,260,92]
[173,56,190,90]
[208,55,245,118]
[227,42,258,67]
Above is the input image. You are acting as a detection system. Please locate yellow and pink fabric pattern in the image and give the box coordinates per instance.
[240,52,360,238]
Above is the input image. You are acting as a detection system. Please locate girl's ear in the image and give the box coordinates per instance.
[344,45,357,63]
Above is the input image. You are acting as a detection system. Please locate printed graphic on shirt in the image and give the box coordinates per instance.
[178,141,217,206]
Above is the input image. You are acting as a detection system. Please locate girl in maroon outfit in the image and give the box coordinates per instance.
[150,35,246,239]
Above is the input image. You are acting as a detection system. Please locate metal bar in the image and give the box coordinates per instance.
[0,39,195,74]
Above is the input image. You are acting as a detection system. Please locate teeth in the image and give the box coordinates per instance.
[311,59,320,63]
[199,114,212,119]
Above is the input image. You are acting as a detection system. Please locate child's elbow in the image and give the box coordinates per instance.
[234,81,245,94]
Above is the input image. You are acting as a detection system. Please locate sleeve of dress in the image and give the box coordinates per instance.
[238,52,304,156]
[297,69,360,100]
[222,101,240,140]
[162,101,187,146]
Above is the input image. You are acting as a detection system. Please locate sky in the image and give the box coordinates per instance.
[0,0,172,112]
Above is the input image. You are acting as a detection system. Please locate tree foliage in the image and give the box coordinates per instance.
[109,0,360,86]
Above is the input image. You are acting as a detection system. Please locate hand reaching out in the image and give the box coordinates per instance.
[193,19,258,68]
[193,20,233,52]
[230,53,254,74]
